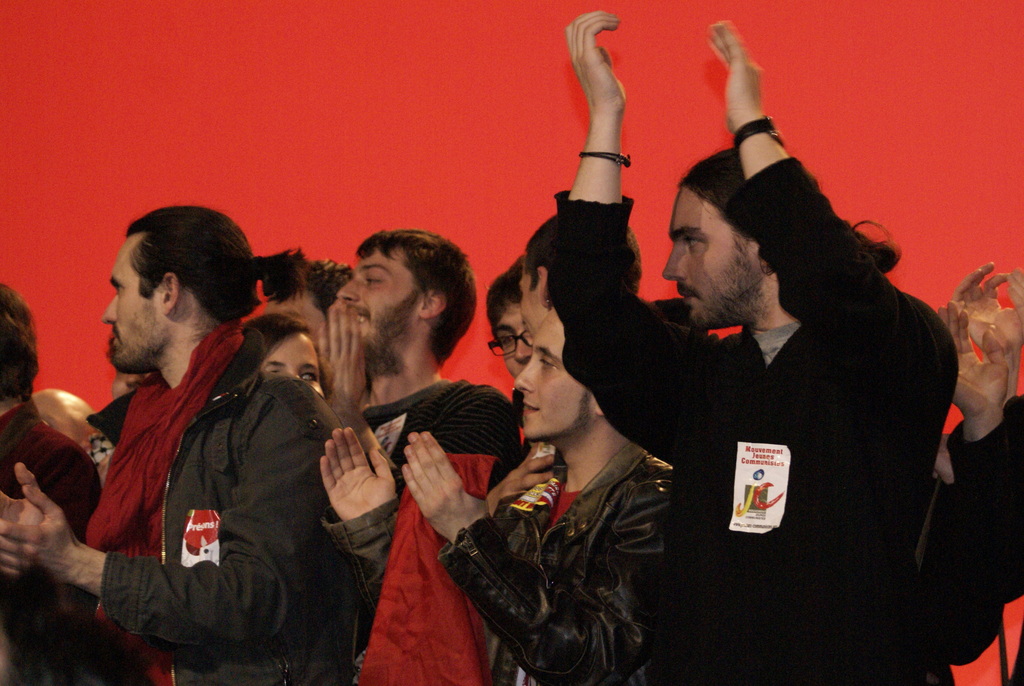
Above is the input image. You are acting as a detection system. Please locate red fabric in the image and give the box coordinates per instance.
[360,454,495,686]
[0,404,100,540]
[86,320,244,686]
[546,489,580,530]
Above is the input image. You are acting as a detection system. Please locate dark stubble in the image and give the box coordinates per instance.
[686,238,767,330]
[364,290,421,381]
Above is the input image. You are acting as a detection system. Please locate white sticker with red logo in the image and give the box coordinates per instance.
[729,442,790,534]
[182,509,221,567]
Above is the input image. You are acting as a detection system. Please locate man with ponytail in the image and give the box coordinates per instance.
[0,206,355,685]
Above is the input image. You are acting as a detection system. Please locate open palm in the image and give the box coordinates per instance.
[320,427,395,522]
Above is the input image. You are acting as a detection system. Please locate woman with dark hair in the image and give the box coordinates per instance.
[245,312,333,401]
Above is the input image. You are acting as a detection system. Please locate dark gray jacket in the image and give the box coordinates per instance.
[90,331,356,685]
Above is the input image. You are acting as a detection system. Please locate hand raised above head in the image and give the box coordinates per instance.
[320,427,396,522]
[566,11,625,119]
[708,21,764,134]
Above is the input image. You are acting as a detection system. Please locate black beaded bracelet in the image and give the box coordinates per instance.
[733,116,783,149]
[579,151,631,167]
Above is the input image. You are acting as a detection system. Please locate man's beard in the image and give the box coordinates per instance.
[364,290,420,381]
[106,327,163,376]
[685,242,767,330]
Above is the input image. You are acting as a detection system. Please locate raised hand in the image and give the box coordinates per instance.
[567,11,625,120]
[320,427,396,522]
[708,22,764,134]
[485,443,556,515]
[402,432,486,543]
[566,11,625,204]
[1009,268,1024,345]
[950,263,1022,400]
[940,301,1010,441]
[320,301,368,426]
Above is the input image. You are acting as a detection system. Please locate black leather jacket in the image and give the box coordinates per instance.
[439,442,671,686]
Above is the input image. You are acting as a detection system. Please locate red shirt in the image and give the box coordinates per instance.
[547,489,580,529]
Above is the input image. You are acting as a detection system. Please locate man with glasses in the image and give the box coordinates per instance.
[486,256,533,380]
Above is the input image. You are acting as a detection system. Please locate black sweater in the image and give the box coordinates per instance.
[550,159,958,685]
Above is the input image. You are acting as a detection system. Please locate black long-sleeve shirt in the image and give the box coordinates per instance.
[550,158,958,685]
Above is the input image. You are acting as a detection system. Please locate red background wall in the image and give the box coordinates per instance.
[2,2,1022,681]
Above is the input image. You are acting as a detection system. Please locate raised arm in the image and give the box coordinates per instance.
[918,302,1018,664]
[567,11,625,204]
[552,12,709,460]
[708,22,789,179]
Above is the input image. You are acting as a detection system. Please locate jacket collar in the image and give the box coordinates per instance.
[552,441,650,540]
[89,328,266,445]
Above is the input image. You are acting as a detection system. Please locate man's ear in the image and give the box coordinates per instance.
[536,266,551,310]
[154,272,182,316]
[419,290,447,321]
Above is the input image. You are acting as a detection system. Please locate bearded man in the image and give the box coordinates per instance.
[0,206,356,685]
[321,229,521,483]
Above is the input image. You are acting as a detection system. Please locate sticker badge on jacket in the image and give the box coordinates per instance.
[510,478,560,512]
[374,413,408,458]
[730,442,790,533]
[182,509,221,567]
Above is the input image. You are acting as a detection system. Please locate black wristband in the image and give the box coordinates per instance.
[733,116,783,149]
[579,151,631,168]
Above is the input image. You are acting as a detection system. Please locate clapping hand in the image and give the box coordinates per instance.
[939,300,1010,442]
[402,432,487,543]
[320,427,396,522]
[951,263,1023,401]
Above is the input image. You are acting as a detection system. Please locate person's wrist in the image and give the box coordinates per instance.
[65,543,105,595]
[588,95,625,117]
[729,109,766,134]
[962,407,1004,442]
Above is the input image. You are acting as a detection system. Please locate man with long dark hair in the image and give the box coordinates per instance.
[550,13,959,684]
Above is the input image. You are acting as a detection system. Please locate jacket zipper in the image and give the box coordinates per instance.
[160,392,238,686]
[161,431,186,686]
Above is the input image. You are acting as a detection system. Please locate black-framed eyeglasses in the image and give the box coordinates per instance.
[487,330,533,357]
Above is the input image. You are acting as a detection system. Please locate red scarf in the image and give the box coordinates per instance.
[86,320,244,685]
[359,454,495,686]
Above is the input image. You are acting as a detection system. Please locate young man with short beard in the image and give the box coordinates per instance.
[322,308,671,686]
[321,229,521,483]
